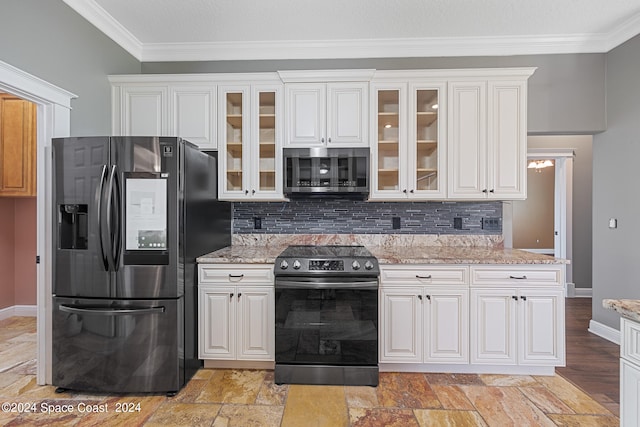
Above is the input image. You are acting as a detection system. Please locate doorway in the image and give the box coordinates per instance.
[0,59,75,384]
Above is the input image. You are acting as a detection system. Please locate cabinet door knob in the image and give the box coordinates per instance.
[252,189,256,195]
[418,295,423,301]
[511,295,518,300]
[321,137,325,143]
[328,137,331,143]
[403,189,408,194]
[230,293,234,300]
[410,189,414,193]
[521,295,527,301]
[482,189,488,193]
[426,295,431,301]
[489,189,495,193]
[245,189,249,195]
[238,293,242,299]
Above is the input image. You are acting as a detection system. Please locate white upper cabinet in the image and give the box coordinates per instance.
[370,80,447,200]
[448,69,533,200]
[218,84,284,201]
[170,85,217,150]
[116,85,168,137]
[284,82,368,147]
[278,70,375,147]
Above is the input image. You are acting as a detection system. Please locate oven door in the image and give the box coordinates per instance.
[274,276,378,368]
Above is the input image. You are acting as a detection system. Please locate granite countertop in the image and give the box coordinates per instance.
[603,299,640,322]
[197,244,568,265]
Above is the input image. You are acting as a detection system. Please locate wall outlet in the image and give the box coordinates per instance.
[482,217,500,230]
[392,217,401,229]
[453,217,463,229]
[253,216,262,229]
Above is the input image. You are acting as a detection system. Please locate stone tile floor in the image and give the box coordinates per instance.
[0,316,620,426]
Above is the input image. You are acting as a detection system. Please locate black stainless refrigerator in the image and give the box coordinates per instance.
[51,136,231,395]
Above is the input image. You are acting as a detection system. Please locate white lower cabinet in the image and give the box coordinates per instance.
[621,317,640,426]
[198,265,274,361]
[380,266,469,364]
[380,264,565,374]
[470,266,565,367]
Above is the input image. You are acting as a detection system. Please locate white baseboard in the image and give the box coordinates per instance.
[588,319,620,345]
[566,283,592,298]
[0,305,37,321]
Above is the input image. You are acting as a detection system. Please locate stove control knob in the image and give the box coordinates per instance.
[364,261,374,270]
[279,260,289,270]
[352,260,361,270]
[293,260,301,270]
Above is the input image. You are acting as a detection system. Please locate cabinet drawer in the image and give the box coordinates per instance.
[199,264,274,284]
[381,265,468,285]
[622,317,640,366]
[470,266,563,287]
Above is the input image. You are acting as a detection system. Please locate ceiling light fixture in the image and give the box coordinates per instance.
[527,159,554,172]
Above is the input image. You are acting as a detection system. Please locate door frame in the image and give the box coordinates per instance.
[504,148,574,290]
[0,59,76,384]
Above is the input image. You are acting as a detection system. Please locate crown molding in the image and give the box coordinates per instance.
[604,12,640,51]
[64,1,640,62]
[62,0,143,60]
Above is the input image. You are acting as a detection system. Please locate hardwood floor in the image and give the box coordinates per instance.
[556,297,621,416]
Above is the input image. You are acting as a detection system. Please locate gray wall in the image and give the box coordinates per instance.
[0,0,140,135]
[143,54,606,135]
[592,34,640,330]
[527,135,593,290]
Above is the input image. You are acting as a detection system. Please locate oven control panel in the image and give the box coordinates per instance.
[309,260,344,271]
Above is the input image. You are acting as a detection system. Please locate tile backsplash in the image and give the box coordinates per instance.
[233,200,502,234]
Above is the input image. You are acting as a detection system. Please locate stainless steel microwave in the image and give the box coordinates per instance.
[283,147,369,198]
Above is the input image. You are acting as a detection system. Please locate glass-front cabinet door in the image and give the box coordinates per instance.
[219,86,248,198]
[371,81,446,200]
[251,85,283,199]
[371,84,408,200]
[219,84,283,200]
[409,82,446,198]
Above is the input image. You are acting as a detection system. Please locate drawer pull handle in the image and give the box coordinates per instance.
[416,275,432,279]
[229,274,244,281]
[509,275,527,280]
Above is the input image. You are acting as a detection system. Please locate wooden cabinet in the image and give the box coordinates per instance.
[470,266,565,366]
[0,93,36,197]
[218,84,283,200]
[380,266,469,364]
[284,82,368,147]
[198,264,274,361]
[448,76,530,200]
[370,81,446,199]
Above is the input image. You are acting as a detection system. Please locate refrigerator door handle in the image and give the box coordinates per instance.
[59,304,165,316]
[105,165,120,272]
[112,165,122,269]
[97,165,109,271]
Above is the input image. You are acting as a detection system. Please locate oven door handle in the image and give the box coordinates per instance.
[275,278,379,290]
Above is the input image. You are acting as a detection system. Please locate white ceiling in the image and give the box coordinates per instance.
[63,0,640,62]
